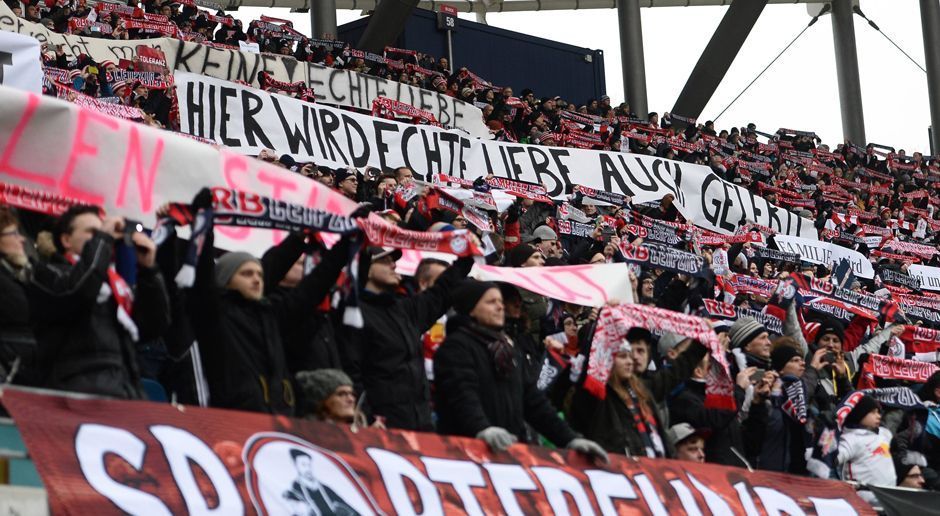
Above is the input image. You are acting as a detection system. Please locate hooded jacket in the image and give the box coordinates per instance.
[342,256,474,431]
[433,315,577,447]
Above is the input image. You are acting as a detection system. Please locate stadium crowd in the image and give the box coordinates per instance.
[4,0,940,506]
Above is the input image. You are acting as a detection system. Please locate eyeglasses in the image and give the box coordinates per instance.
[0,229,21,238]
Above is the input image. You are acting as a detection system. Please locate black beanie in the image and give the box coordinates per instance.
[771,346,801,373]
[844,394,880,428]
[451,280,499,316]
[507,244,538,268]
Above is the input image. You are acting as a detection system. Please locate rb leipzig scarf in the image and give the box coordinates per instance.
[591,304,734,410]
[619,243,709,278]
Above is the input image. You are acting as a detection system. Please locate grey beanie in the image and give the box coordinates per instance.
[215,251,261,288]
[728,317,767,349]
[296,369,353,408]
[657,331,689,356]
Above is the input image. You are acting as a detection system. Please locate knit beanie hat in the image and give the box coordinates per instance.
[507,244,538,268]
[814,320,845,346]
[728,318,767,349]
[215,251,261,288]
[844,394,880,428]
[771,345,801,373]
[451,280,499,316]
[295,369,353,409]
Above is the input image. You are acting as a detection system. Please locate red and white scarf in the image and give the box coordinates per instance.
[66,253,138,341]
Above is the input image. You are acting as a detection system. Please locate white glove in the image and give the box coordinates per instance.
[476,426,518,451]
[569,354,586,382]
[567,437,609,464]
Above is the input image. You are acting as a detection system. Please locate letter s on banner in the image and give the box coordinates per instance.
[75,424,173,516]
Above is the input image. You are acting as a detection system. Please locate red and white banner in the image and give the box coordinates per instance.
[469,263,635,307]
[0,389,872,515]
[0,85,358,257]
[868,354,939,383]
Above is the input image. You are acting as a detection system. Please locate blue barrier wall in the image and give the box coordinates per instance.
[339,8,606,106]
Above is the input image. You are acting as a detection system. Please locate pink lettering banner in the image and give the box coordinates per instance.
[0,85,357,256]
[468,263,635,306]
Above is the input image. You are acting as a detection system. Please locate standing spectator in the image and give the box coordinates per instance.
[434,280,608,463]
[567,341,668,457]
[0,208,37,385]
[342,246,474,431]
[189,196,354,415]
[29,206,169,398]
[837,394,896,488]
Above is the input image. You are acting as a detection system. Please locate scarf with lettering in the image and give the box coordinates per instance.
[371,97,440,126]
[751,245,801,264]
[857,354,939,389]
[861,387,927,411]
[698,299,784,335]
[619,243,709,278]
[486,177,553,204]
[591,304,734,409]
[780,375,808,424]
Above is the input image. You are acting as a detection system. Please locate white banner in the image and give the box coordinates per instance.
[908,264,940,292]
[0,31,41,93]
[0,1,489,137]
[175,72,817,238]
[469,263,634,306]
[773,234,875,279]
[0,85,357,257]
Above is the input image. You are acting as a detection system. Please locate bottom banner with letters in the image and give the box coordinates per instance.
[0,389,871,515]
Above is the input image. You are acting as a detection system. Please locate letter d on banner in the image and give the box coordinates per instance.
[0,32,42,93]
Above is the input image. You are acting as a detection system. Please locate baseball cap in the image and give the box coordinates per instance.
[668,423,707,447]
[366,246,402,262]
[525,225,558,244]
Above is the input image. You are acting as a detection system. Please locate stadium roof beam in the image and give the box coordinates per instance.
[618,0,648,120]
[670,0,768,126]
[831,0,865,145]
[311,0,338,39]
[921,0,940,154]
[356,0,421,52]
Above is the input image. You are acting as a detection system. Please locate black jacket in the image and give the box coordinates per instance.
[29,232,170,398]
[190,230,349,415]
[0,259,37,385]
[262,233,343,372]
[433,316,577,446]
[341,256,473,431]
[568,383,667,457]
[668,379,757,467]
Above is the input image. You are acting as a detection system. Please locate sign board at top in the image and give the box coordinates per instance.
[437,5,458,31]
